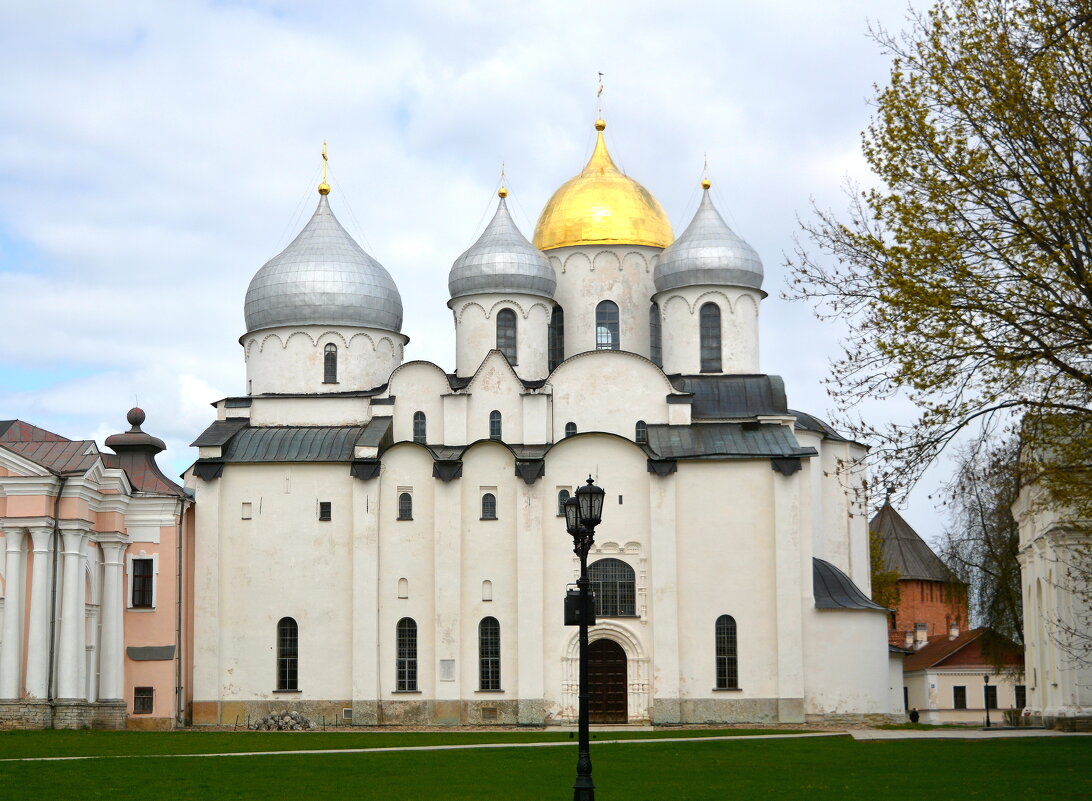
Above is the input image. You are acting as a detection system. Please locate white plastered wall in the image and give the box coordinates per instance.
[450,295,552,381]
[654,285,763,375]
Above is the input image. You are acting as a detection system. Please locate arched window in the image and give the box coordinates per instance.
[635,420,648,445]
[489,410,502,440]
[481,492,497,520]
[557,489,571,516]
[700,303,722,372]
[595,300,620,350]
[397,578,409,599]
[397,492,413,520]
[649,303,662,367]
[479,617,501,691]
[396,618,417,691]
[548,306,565,371]
[277,617,298,691]
[482,580,493,602]
[323,343,338,383]
[715,615,738,689]
[588,558,636,616]
[564,422,577,438]
[413,411,426,444]
[496,308,518,364]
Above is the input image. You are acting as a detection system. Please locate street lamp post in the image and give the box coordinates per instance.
[564,476,605,801]
[983,674,991,728]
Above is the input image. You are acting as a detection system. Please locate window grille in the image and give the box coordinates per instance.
[396,618,418,691]
[277,617,299,691]
[489,410,502,440]
[548,306,565,371]
[595,300,620,350]
[397,492,413,520]
[700,303,722,372]
[565,422,577,438]
[479,617,501,691]
[557,489,571,516]
[649,303,662,366]
[324,343,338,383]
[715,614,738,689]
[133,686,153,714]
[588,558,636,616]
[318,501,331,521]
[496,309,518,364]
[635,420,648,445]
[413,411,427,444]
[481,492,497,520]
[132,558,154,608]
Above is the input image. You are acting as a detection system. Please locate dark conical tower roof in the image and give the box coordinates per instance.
[869,503,955,582]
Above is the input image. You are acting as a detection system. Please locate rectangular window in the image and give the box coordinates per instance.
[133,686,153,714]
[953,686,967,709]
[985,685,998,709]
[241,502,252,519]
[1015,685,1026,709]
[318,501,332,521]
[132,559,154,609]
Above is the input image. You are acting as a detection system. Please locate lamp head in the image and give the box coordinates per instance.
[564,496,581,537]
[575,475,605,528]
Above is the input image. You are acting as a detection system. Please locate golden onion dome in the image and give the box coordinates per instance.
[532,120,674,251]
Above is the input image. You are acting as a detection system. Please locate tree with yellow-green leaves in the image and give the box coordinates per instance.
[788,0,1092,521]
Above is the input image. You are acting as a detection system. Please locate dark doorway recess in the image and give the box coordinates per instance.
[588,639,627,723]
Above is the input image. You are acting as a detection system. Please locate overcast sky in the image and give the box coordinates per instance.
[0,0,956,538]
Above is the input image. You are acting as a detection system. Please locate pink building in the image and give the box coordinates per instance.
[0,410,192,729]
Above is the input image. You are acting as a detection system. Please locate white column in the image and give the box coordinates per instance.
[56,528,89,699]
[648,470,681,724]
[772,470,805,723]
[25,526,55,698]
[432,478,461,711]
[0,528,27,699]
[97,541,127,701]
[515,478,544,723]
[350,477,380,722]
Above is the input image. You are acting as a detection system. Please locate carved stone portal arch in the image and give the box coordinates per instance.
[562,622,650,723]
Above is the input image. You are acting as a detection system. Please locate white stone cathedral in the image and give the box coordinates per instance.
[187,119,899,726]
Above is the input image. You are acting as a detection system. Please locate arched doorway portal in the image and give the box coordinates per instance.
[588,639,627,723]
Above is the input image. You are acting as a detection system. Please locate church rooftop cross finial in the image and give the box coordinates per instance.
[702,153,711,190]
[318,140,331,195]
[498,162,508,199]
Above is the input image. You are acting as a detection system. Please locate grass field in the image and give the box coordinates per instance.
[1,730,1089,800]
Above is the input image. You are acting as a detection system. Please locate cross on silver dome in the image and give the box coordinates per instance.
[654,186,763,293]
[448,194,556,300]
[244,194,403,333]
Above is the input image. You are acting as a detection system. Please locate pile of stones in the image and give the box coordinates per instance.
[250,710,316,731]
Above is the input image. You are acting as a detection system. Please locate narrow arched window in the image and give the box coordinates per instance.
[635,420,648,445]
[323,343,338,383]
[649,303,662,367]
[277,617,298,691]
[397,578,409,599]
[588,558,636,616]
[700,303,722,372]
[479,617,501,691]
[413,411,426,444]
[565,422,577,438]
[596,300,620,350]
[557,489,570,516]
[548,306,565,371]
[396,618,417,691]
[715,614,738,689]
[481,493,497,520]
[397,492,413,520]
[489,410,502,440]
[496,308,518,364]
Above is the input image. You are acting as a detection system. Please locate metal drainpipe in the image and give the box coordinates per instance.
[46,474,68,706]
[175,496,187,726]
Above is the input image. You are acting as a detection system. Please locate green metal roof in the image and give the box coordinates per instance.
[646,422,814,460]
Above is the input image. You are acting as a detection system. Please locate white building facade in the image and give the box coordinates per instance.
[187,121,895,726]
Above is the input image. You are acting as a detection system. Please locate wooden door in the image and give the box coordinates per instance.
[588,639,627,723]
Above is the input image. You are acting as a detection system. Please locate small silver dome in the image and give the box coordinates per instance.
[654,189,763,292]
[449,197,556,299]
[244,195,403,333]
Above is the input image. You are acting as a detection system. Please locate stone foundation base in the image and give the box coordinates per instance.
[0,699,127,730]
[805,712,902,726]
[194,698,526,727]
[677,697,796,724]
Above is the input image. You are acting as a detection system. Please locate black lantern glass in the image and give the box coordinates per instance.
[564,496,580,535]
[575,476,605,528]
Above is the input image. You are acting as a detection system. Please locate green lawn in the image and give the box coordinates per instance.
[1,732,1088,800]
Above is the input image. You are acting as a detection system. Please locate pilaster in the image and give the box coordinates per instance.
[97,539,128,701]
[55,526,90,700]
[432,476,461,718]
[350,474,380,724]
[25,526,55,699]
[0,528,27,699]
[515,478,544,723]
[772,470,805,722]
[648,470,681,724]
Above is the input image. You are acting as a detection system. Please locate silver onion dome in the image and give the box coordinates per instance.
[654,187,763,292]
[244,194,403,333]
[448,195,556,299]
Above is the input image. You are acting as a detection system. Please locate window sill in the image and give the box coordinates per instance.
[127,607,156,613]
[273,689,302,694]
[391,690,421,694]
[397,518,413,522]
[322,381,340,385]
[480,517,498,522]
[475,689,505,694]
[712,687,742,692]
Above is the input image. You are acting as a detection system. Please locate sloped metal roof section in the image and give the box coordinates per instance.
[666,375,787,419]
[645,422,814,460]
[223,426,368,463]
[870,503,955,582]
[790,409,849,443]
[358,416,392,450]
[3,439,101,475]
[813,558,887,611]
[190,418,250,448]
